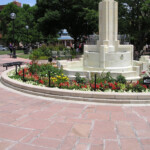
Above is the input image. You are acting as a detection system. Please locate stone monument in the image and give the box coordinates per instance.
[58,0,146,80]
[83,0,140,79]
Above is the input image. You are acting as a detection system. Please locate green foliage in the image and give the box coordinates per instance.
[36,0,62,36]
[28,63,63,77]
[116,74,126,84]
[29,49,41,61]
[0,3,43,44]
[70,49,76,56]
[36,0,100,45]
[117,0,150,51]
[117,83,126,91]
[132,84,147,92]
[104,72,115,82]
[91,72,115,83]
[10,68,150,92]
[75,72,86,84]
[29,45,71,61]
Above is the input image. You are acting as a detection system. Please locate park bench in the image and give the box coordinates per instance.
[51,51,58,59]
[65,53,72,60]
[58,51,72,59]
[59,51,65,58]
[51,50,72,60]
[3,61,24,70]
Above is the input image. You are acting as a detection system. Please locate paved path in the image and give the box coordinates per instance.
[0,55,150,150]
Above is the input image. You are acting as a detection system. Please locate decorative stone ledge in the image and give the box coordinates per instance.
[1,68,150,104]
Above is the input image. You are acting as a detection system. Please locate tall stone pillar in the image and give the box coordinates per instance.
[99,0,118,52]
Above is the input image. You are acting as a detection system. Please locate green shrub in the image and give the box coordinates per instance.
[90,72,115,84]
[75,72,86,84]
[116,74,126,84]
[29,50,41,61]
[29,45,71,61]
[132,84,146,92]
[28,63,63,77]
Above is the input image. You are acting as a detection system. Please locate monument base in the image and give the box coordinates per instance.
[57,58,141,81]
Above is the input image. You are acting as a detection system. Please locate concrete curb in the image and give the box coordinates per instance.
[1,68,150,104]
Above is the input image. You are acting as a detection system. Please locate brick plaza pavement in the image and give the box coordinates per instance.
[0,55,150,150]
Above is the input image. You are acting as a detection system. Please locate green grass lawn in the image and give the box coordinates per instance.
[0,50,23,55]
[17,54,30,59]
[0,50,31,59]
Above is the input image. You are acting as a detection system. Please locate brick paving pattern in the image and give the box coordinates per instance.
[0,55,150,150]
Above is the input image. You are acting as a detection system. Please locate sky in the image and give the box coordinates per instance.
[0,0,36,6]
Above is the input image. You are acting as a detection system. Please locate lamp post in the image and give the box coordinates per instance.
[10,13,16,58]
[25,25,29,54]
[25,25,29,44]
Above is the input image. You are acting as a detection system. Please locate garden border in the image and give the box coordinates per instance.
[1,68,150,104]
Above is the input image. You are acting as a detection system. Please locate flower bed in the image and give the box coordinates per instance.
[9,62,150,93]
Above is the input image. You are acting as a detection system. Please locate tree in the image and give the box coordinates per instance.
[60,0,99,47]
[0,3,20,44]
[0,3,41,45]
[36,0,100,46]
[18,4,43,44]
[36,0,62,38]
[117,0,150,52]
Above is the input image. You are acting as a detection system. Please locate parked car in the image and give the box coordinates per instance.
[0,45,9,51]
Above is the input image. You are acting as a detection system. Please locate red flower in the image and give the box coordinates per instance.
[115,82,118,86]
[81,85,87,88]
[64,82,69,86]
[108,82,112,87]
[136,81,139,84]
[112,85,116,90]
[90,84,95,89]
[39,80,44,84]
[33,74,39,81]
[59,83,63,87]
[142,85,147,89]
[29,72,32,76]
[18,70,23,76]
[24,68,28,72]
[73,80,77,83]
[96,84,100,89]
[100,82,104,88]
[108,82,116,90]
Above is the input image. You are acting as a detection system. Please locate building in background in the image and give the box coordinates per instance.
[0,0,21,12]
[58,29,74,47]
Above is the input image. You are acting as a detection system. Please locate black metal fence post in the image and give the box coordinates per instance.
[15,65,18,75]
[94,74,97,91]
[48,71,51,87]
[23,69,25,82]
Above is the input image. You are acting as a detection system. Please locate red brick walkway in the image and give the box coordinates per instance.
[0,55,150,150]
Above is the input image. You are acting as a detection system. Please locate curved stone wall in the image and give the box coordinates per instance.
[1,68,150,104]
